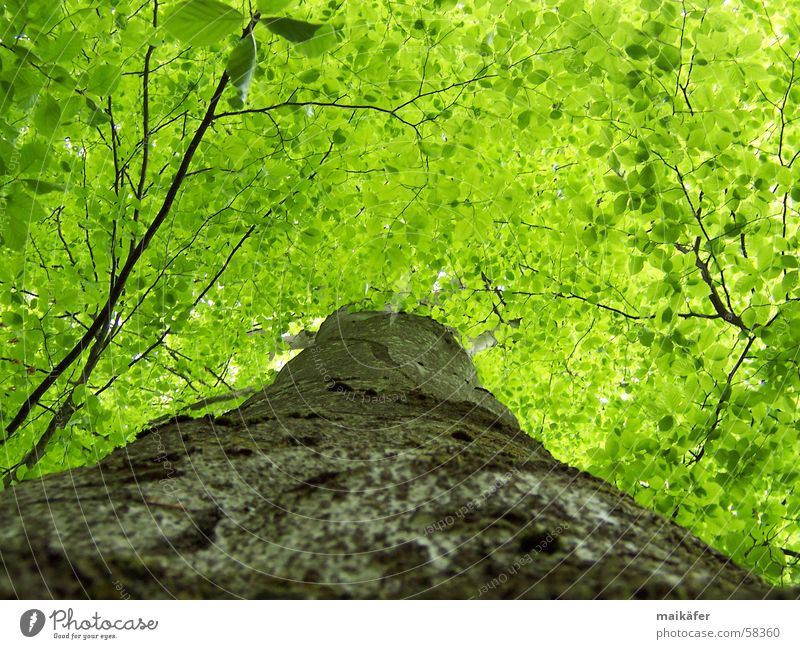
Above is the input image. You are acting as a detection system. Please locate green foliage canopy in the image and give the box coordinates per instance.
[0,0,799,584]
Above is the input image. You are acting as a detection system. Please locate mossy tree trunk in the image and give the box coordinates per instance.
[0,310,791,598]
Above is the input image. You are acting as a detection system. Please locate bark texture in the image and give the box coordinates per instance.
[0,309,795,599]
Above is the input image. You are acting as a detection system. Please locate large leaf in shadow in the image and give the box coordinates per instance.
[226,33,257,108]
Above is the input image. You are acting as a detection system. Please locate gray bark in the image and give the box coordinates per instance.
[0,309,795,598]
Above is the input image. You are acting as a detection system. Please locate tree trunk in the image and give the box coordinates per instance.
[0,310,793,598]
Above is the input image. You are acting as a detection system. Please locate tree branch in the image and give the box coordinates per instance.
[1,13,261,443]
[688,335,756,466]
[692,237,748,332]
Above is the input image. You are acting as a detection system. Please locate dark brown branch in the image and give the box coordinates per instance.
[214,99,421,134]
[474,288,651,320]
[133,3,156,222]
[214,69,494,137]
[2,328,112,488]
[1,14,261,443]
[107,96,121,196]
[692,237,748,332]
[553,292,649,320]
[782,547,800,560]
[94,224,256,397]
[688,335,756,466]
[54,207,75,266]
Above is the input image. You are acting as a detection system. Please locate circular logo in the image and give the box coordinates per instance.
[20,609,46,637]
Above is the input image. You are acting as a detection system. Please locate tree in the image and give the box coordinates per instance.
[1,308,795,598]
[0,0,799,589]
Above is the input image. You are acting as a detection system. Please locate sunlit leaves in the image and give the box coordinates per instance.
[163,0,243,46]
[257,0,295,11]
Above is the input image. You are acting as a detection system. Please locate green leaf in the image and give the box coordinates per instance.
[587,143,607,157]
[625,44,647,60]
[781,270,798,293]
[639,164,656,188]
[605,435,620,458]
[707,343,728,362]
[20,178,66,194]
[34,94,62,138]
[164,0,244,47]
[3,311,23,326]
[83,96,110,126]
[581,226,598,246]
[226,33,257,108]
[603,174,628,192]
[780,255,798,268]
[298,69,320,83]
[295,22,339,57]
[528,69,549,84]
[86,64,121,96]
[655,45,680,72]
[0,193,44,249]
[638,328,655,347]
[585,45,607,64]
[84,393,102,416]
[613,193,628,215]
[261,16,323,42]
[39,31,84,63]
